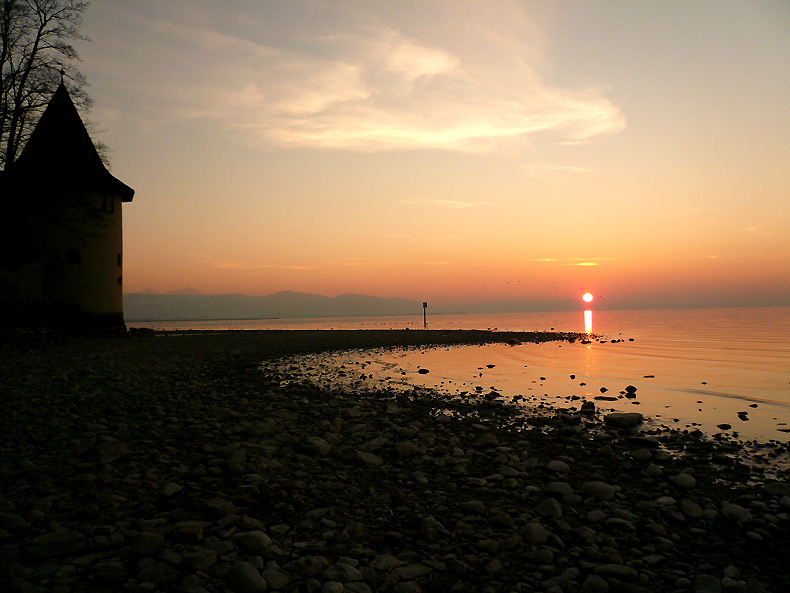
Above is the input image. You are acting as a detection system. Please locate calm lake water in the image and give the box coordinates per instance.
[132,306,790,442]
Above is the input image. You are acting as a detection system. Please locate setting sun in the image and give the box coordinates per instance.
[582,292,594,303]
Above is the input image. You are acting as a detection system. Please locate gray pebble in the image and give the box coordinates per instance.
[694,574,722,593]
[132,532,164,555]
[581,481,615,501]
[228,561,268,593]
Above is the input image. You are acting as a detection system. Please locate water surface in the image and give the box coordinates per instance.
[265,307,790,442]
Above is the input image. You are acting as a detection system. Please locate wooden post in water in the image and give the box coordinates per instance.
[423,302,428,327]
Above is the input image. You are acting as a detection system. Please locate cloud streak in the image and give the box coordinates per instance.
[210,261,322,271]
[129,3,625,154]
[523,161,595,177]
[207,258,449,270]
[329,260,450,267]
[398,198,490,209]
[527,257,619,266]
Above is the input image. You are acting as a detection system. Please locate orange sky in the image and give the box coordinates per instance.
[78,1,790,310]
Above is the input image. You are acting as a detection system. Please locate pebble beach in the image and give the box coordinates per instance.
[1,329,789,593]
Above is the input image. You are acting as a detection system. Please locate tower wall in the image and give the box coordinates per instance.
[0,190,127,328]
[39,192,124,316]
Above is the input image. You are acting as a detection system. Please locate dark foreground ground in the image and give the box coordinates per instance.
[0,329,788,593]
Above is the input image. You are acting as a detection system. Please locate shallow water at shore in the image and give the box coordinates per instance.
[270,307,790,442]
[352,340,788,441]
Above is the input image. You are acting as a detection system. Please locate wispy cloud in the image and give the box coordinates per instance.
[386,233,470,240]
[527,257,617,266]
[675,207,721,217]
[523,161,595,177]
[329,260,450,267]
[398,198,489,209]
[210,261,322,271]
[205,258,449,270]
[126,3,624,154]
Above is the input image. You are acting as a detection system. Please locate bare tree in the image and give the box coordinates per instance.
[1,0,91,170]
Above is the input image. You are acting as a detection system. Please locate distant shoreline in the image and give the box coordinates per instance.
[127,316,281,323]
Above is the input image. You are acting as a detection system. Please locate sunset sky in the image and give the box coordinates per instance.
[77,1,790,311]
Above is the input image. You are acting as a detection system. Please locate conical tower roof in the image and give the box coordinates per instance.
[10,83,134,202]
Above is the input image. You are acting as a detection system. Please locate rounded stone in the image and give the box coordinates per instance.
[206,497,236,518]
[581,481,615,501]
[548,481,574,496]
[236,531,273,554]
[522,522,548,545]
[669,473,697,489]
[183,548,217,570]
[228,561,268,593]
[262,569,289,590]
[680,499,704,519]
[547,459,571,474]
[603,413,643,428]
[721,503,751,523]
[694,574,722,593]
[323,562,363,583]
[536,497,563,518]
[132,532,164,555]
[395,441,420,457]
[475,433,498,448]
[301,436,332,457]
[355,451,383,467]
[581,574,610,593]
[592,564,638,580]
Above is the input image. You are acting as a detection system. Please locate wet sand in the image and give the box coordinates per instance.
[1,329,788,592]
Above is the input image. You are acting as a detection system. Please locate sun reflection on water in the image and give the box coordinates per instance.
[584,309,593,334]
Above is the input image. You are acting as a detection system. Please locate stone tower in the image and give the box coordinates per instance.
[0,84,134,329]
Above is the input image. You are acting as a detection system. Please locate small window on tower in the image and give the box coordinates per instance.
[66,249,82,264]
[117,276,123,286]
[101,194,114,213]
[117,253,122,267]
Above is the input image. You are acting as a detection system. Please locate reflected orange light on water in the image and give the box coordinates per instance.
[584,309,593,334]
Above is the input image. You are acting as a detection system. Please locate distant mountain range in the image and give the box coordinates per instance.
[123,290,425,321]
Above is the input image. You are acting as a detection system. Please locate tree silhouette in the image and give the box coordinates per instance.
[1,0,91,170]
